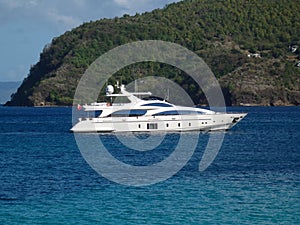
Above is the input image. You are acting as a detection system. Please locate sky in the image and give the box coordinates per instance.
[0,0,181,82]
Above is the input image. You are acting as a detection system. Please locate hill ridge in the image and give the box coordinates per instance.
[5,0,300,106]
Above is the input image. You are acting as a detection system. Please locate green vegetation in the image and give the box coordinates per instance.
[6,0,300,106]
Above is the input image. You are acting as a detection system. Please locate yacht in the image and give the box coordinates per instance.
[71,84,247,132]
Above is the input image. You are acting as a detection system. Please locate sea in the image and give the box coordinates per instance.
[0,106,299,224]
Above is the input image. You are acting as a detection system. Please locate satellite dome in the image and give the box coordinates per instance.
[106,85,114,95]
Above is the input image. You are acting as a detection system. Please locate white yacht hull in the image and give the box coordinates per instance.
[71,113,246,133]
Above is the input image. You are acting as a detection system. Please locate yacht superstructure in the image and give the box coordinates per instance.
[71,85,246,133]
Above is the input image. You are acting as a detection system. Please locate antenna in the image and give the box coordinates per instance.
[165,88,170,101]
[135,79,138,92]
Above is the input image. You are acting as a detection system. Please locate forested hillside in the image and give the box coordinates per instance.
[6,0,300,106]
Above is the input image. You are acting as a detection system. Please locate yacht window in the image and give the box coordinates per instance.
[147,123,158,129]
[138,124,141,128]
[141,102,172,107]
[178,123,180,127]
[142,96,166,101]
[154,110,202,116]
[111,109,147,117]
[189,123,191,126]
[154,110,179,116]
[166,123,169,127]
[94,110,102,117]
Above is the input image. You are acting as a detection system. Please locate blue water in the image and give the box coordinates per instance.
[0,106,299,224]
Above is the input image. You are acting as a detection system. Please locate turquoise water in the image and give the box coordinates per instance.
[0,106,299,224]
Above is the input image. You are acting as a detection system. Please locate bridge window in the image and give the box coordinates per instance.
[147,123,158,129]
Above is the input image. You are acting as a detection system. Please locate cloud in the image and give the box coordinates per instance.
[47,9,81,30]
[113,0,182,17]
[0,0,86,30]
[0,0,34,9]
[113,0,162,14]
[114,0,132,8]
[3,64,27,82]
[0,0,181,81]
[0,0,182,31]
